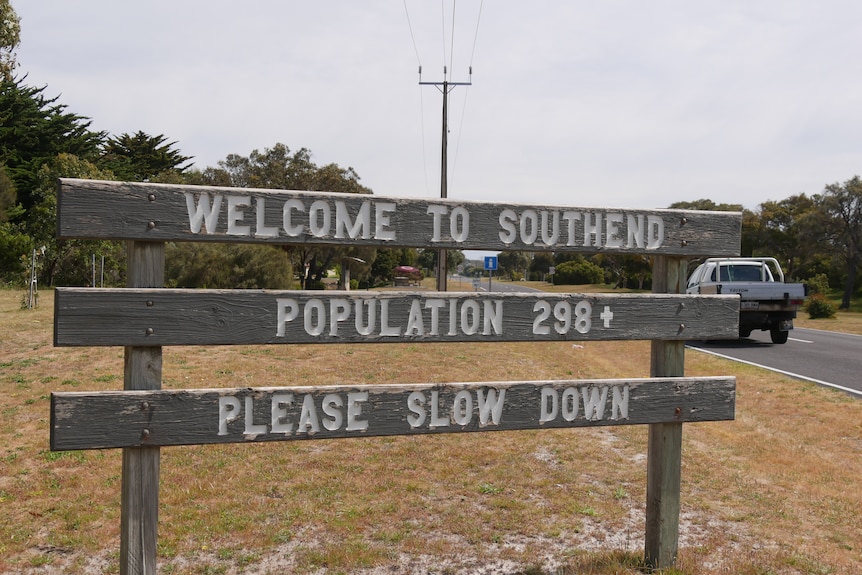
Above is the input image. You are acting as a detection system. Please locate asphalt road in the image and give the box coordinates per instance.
[688,327,862,398]
[458,279,861,397]
[456,277,542,293]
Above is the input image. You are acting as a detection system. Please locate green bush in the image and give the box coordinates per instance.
[806,273,830,295]
[806,293,835,319]
[553,259,605,285]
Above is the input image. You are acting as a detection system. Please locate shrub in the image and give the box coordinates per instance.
[553,259,605,285]
[806,293,835,319]
[806,273,830,296]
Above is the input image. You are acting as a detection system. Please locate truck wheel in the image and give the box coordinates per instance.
[770,327,789,344]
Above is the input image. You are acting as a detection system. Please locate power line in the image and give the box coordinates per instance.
[440,2,447,72]
[402,0,422,67]
[449,0,457,76]
[407,0,484,290]
[407,0,484,203]
[469,0,483,66]
[417,83,430,196]
[452,0,482,193]
[450,84,471,193]
[404,0,430,196]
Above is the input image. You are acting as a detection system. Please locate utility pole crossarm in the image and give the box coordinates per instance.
[418,67,472,291]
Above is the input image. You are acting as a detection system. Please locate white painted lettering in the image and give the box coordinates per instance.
[424,299,445,335]
[346,391,369,431]
[321,394,343,431]
[563,211,581,246]
[460,299,480,335]
[476,388,506,425]
[430,390,448,428]
[499,209,517,244]
[581,386,609,421]
[448,299,458,336]
[584,212,601,247]
[427,205,448,241]
[297,394,321,434]
[561,387,578,421]
[217,391,372,437]
[450,206,470,242]
[335,200,371,239]
[355,299,376,335]
[309,200,331,237]
[606,213,623,248]
[452,390,473,425]
[276,298,299,337]
[627,214,645,249]
[540,211,560,245]
[537,385,628,424]
[520,209,539,245]
[611,386,629,420]
[275,296,507,340]
[374,202,397,241]
[408,388,506,430]
[540,387,558,423]
[255,197,279,238]
[227,195,251,236]
[244,395,267,435]
[185,192,223,234]
[329,298,351,336]
[271,393,294,433]
[218,396,241,435]
[483,300,503,335]
[282,199,305,236]
[304,299,326,336]
[380,299,401,336]
[406,390,426,428]
[647,215,664,249]
[405,299,425,335]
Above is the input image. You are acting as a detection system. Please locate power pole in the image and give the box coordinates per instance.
[420,66,471,291]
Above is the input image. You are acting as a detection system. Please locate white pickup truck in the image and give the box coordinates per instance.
[686,257,807,344]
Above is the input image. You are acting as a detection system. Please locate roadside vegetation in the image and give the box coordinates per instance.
[1,289,860,574]
[2,4,860,572]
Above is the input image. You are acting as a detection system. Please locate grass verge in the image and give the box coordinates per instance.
[0,288,860,574]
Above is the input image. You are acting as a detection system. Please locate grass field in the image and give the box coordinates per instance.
[1,287,860,574]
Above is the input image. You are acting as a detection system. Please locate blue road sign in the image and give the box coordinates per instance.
[484,256,498,271]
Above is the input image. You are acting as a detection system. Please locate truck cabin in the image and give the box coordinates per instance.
[710,263,774,283]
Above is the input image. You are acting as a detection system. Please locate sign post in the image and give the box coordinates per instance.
[52,179,742,573]
[484,255,497,292]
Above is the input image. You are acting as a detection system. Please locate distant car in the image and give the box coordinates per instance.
[686,257,807,344]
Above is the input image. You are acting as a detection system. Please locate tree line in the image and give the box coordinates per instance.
[0,74,435,291]
[490,192,861,309]
[1,71,860,307]
[1,1,859,307]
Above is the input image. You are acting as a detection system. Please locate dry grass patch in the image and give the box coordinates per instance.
[1,289,860,574]
[796,311,862,335]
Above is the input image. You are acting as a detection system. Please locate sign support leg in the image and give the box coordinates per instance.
[120,241,164,575]
[645,255,686,569]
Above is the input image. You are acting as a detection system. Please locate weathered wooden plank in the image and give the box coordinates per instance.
[645,255,686,569]
[54,288,740,346]
[120,241,162,575]
[51,377,736,450]
[57,178,742,256]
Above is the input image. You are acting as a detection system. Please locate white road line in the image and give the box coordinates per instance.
[687,345,862,398]
[796,326,862,339]
[788,337,814,343]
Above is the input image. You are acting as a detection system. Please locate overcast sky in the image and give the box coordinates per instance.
[13,1,862,212]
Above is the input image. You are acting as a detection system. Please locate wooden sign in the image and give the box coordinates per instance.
[54,288,740,346]
[51,377,736,450]
[57,178,742,256]
[51,176,742,571]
